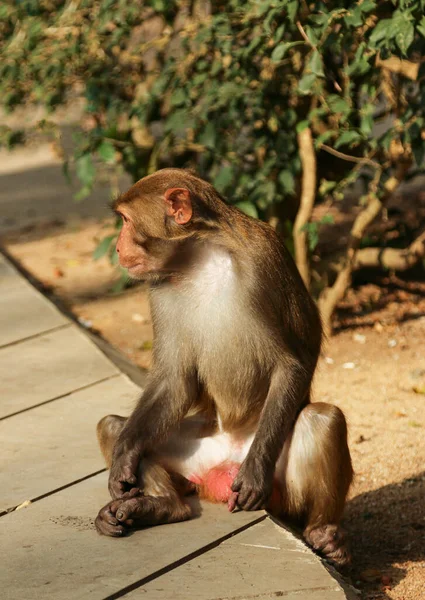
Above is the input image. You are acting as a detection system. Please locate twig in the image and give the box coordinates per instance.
[317,164,410,336]
[355,228,425,271]
[296,21,317,50]
[319,144,381,169]
[318,194,382,337]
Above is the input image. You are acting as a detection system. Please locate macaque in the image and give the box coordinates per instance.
[95,168,353,565]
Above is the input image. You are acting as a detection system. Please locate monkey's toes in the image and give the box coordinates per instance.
[304,525,351,567]
[115,496,149,522]
[95,504,127,537]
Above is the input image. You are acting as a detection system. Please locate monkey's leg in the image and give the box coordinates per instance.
[95,460,193,536]
[275,402,353,566]
[96,415,195,536]
[97,414,127,468]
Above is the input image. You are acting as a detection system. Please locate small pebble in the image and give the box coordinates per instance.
[342,362,356,369]
[78,317,93,328]
[353,333,366,344]
[388,339,397,348]
[324,357,334,364]
[131,313,146,323]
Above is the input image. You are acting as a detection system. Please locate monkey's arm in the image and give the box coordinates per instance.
[231,359,310,510]
[108,372,197,498]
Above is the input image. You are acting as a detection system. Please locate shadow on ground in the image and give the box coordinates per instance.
[344,471,425,598]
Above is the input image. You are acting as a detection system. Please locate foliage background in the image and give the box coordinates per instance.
[1,0,425,330]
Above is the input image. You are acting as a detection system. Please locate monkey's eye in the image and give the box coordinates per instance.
[114,210,128,223]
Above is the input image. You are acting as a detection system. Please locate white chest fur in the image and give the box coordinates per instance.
[151,246,263,391]
[153,248,239,344]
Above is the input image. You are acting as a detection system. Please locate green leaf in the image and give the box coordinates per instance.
[76,153,95,187]
[418,16,425,38]
[334,130,362,148]
[296,120,309,134]
[308,51,324,77]
[74,185,92,202]
[263,180,277,204]
[271,43,288,62]
[279,169,295,194]
[93,235,116,260]
[271,41,303,62]
[369,19,392,46]
[301,222,319,251]
[199,122,216,149]
[235,201,258,218]
[315,130,336,147]
[298,73,316,95]
[318,180,337,196]
[319,214,335,225]
[97,140,115,163]
[395,21,414,55]
[286,0,299,22]
[214,165,234,193]
[170,88,187,107]
[360,108,374,137]
[327,95,351,115]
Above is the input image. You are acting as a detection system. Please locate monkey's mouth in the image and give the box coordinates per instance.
[126,264,146,277]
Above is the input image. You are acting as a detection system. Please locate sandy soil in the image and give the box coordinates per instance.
[3,217,425,600]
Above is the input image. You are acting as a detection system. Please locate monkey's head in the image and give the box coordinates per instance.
[112,169,222,280]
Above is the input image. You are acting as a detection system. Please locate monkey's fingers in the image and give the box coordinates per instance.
[235,486,267,511]
[228,491,239,512]
[247,496,267,511]
[230,478,242,493]
[236,489,255,510]
[109,475,138,499]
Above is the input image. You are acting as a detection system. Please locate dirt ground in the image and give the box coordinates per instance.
[2,217,425,600]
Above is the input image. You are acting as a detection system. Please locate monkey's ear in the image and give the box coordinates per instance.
[164,188,193,225]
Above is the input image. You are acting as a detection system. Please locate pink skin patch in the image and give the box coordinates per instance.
[189,463,240,508]
[188,464,283,514]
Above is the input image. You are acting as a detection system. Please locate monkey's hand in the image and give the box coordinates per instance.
[108,444,142,499]
[231,458,273,511]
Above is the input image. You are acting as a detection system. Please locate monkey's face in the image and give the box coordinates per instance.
[114,187,194,280]
[115,207,165,279]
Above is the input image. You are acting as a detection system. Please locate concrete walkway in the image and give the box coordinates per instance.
[0,252,355,600]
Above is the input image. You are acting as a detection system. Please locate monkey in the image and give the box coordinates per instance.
[95,168,353,565]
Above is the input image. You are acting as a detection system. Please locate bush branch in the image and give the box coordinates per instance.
[319,144,380,169]
[294,127,316,290]
[355,229,425,271]
[317,165,409,336]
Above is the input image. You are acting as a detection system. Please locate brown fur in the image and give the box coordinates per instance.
[95,169,353,565]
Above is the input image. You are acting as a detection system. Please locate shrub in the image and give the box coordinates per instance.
[1,0,425,332]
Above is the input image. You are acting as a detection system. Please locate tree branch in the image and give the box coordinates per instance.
[355,229,425,271]
[294,127,316,290]
[319,144,381,169]
[317,165,410,336]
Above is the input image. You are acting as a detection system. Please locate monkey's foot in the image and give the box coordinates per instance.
[304,524,351,567]
[95,488,141,537]
[95,487,192,536]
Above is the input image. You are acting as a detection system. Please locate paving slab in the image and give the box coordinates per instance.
[0,253,67,347]
[0,325,118,418]
[0,375,140,512]
[131,518,353,600]
[0,251,353,600]
[0,472,265,600]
